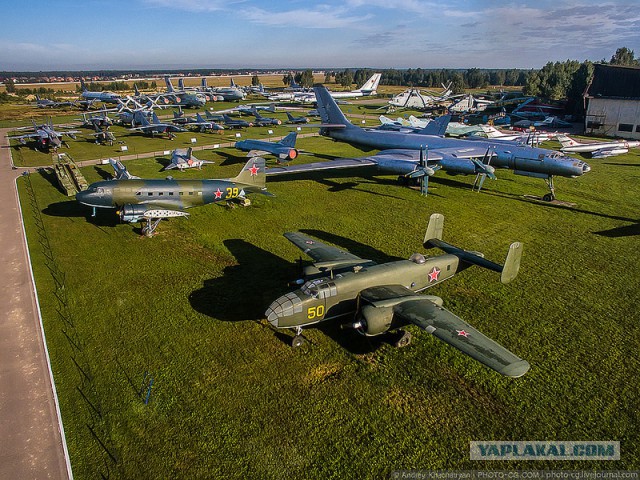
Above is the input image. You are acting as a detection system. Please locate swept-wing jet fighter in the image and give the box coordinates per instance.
[89,124,116,146]
[265,213,529,378]
[222,114,253,129]
[76,157,269,236]
[252,109,282,126]
[33,95,75,109]
[109,158,139,180]
[79,78,121,104]
[235,132,298,162]
[8,119,80,151]
[286,112,309,124]
[129,112,187,139]
[313,86,590,201]
[557,134,640,158]
[163,147,214,171]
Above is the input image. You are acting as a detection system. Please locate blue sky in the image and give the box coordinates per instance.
[1,0,639,70]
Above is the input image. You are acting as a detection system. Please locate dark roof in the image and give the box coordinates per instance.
[586,63,640,100]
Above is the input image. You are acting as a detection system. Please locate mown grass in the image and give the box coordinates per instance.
[16,121,640,478]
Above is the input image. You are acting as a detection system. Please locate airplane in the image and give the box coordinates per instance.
[189,113,224,132]
[200,77,245,102]
[325,73,382,99]
[76,157,270,236]
[388,83,453,110]
[556,134,640,158]
[265,213,529,378]
[286,112,309,124]
[129,112,187,139]
[235,132,298,162]
[448,94,494,113]
[513,116,572,129]
[163,147,215,171]
[89,124,116,146]
[8,119,80,151]
[76,110,114,129]
[311,86,590,201]
[222,114,253,129]
[79,78,121,104]
[33,95,75,109]
[155,77,207,109]
[109,158,139,180]
[237,103,276,115]
[252,108,282,126]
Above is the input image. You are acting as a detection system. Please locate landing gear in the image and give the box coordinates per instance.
[394,329,412,348]
[291,327,305,347]
[141,218,162,237]
[543,176,556,202]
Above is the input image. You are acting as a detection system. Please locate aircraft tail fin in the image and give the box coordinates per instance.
[201,77,207,88]
[423,213,522,284]
[556,134,580,148]
[286,112,294,121]
[80,78,87,92]
[134,84,140,96]
[109,158,137,180]
[357,73,382,93]
[151,112,161,124]
[230,78,236,88]
[231,157,267,191]
[418,115,450,136]
[313,86,355,129]
[186,147,192,160]
[178,78,185,90]
[164,76,174,93]
[280,132,298,147]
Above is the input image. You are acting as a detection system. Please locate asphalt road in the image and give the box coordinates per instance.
[0,128,71,479]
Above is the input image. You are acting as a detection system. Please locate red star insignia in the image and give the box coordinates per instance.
[214,188,223,199]
[305,240,314,245]
[456,329,470,337]
[249,163,259,176]
[428,266,440,282]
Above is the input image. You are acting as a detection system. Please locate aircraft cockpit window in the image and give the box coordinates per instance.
[96,188,104,194]
[301,278,329,297]
[409,253,426,264]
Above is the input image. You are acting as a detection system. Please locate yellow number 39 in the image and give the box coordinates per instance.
[307,305,325,319]
[226,187,239,198]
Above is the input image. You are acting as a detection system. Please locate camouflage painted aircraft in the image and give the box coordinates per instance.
[235,132,298,162]
[8,119,80,151]
[286,112,309,124]
[163,147,215,171]
[251,108,282,126]
[76,157,269,236]
[266,213,529,377]
[129,112,187,139]
[33,95,75,109]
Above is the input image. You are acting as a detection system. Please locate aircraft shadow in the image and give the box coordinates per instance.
[93,165,113,181]
[602,162,640,167]
[593,222,640,237]
[155,156,171,169]
[216,150,246,167]
[43,200,121,228]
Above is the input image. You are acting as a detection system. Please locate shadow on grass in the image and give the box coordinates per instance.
[93,165,112,181]
[216,150,247,167]
[594,222,640,237]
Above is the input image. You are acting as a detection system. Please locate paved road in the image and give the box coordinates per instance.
[0,129,72,479]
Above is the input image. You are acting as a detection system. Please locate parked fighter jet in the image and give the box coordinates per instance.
[33,95,75,109]
[265,213,528,377]
[222,114,253,129]
[235,132,298,162]
[80,78,121,104]
[8,119,80,151]
[129,112,187,139]
[313,86,590,201]
[286,112,309,124]
[76,158,269,236]
[109,158,139,180]
[155,77,207,108]
[89,124,116,146]
[163,147,214,171]
[252,109,282,126]
[556,134,640,158]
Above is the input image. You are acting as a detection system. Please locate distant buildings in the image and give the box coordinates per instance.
[584,63,640,140]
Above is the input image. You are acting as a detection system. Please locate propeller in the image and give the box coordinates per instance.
[472,147,497,192]
[404,146,436,196]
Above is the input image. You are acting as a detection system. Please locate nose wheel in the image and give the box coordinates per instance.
[543,176,556,202]
[292,327,305,347]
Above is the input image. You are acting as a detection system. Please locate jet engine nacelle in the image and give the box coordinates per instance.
[278,148,298,161]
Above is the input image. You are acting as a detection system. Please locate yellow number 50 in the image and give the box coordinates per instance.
[307,306,325,319]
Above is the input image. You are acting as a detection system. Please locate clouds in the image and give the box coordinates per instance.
[0,0,638,69]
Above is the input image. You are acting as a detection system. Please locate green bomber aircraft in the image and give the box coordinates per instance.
[76,157,269,236]
[266,213,529,378]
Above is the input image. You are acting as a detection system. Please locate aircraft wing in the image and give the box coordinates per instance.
[388,289,529,377]
[266,157,378,176]
[284,232,374,269]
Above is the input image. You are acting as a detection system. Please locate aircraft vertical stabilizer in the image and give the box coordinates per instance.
[280,132,298,147]
[313,86,355,129]
[231,157,267,189]
[424,213,444,245]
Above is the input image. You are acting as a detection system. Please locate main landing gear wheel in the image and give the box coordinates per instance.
[394,329,412,348]
[542,193,556,202]
[292,335,305,348]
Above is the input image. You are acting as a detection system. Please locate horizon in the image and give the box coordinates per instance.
[1,0,639,71]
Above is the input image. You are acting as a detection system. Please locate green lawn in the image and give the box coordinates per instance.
[15,122,640,478]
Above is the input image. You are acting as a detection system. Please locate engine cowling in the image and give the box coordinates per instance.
[119,204,150,223]
[354,304,396,336]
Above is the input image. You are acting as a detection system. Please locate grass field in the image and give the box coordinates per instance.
[13,102,640,479]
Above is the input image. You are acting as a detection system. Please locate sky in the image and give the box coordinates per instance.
[1,0,639,71]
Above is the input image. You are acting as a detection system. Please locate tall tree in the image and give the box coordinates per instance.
[610,47,639,66]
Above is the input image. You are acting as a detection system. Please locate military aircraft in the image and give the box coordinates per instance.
[222,114,253,129]
[265,213,529,377]
[79,78,121,104]
[76,157,269,236]
[312,86,590,201]
[556,134,640,158]
[129,112,187,139]
[448,94,494,113]
[237,103,276,115]
[325,73,382,99]
[388,83,453,110]
[109,158,139,180]
[252,109,282,126]
[200,77,245,102]
[155,77,207,109]
[76,110,114,129]
[33,95,75,109]
[235,132,298,162]
[89,124,116,146]
[163,147,215,171]
[286,112,309,124]
[8,119,80,151]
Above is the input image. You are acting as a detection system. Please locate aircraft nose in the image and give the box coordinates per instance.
[265,292,303,327]
[582,162,591,173]
[75,190,89,203]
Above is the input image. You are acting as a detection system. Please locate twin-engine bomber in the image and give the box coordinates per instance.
[266,213,529,378]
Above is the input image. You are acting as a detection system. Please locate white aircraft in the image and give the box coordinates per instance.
[388,82,452,110]
[163,148,215,171]
[327,73,382,99]
[557,134,640,158]
[448,94,494,113]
